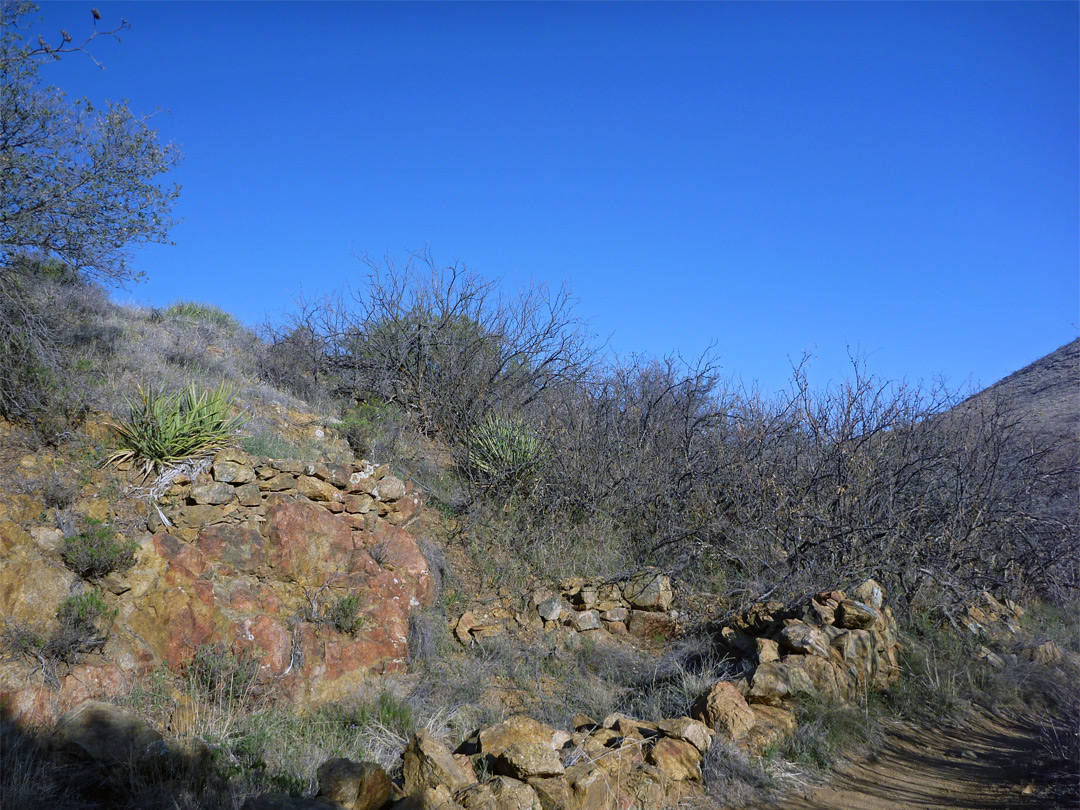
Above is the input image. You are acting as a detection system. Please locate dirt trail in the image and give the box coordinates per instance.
[767,711,1076,810]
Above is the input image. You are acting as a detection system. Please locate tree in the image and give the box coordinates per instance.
[1,1,181,284]
[0,1,180,423]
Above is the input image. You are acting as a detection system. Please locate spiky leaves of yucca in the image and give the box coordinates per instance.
[108,383,246,478]
[467,413,544,490]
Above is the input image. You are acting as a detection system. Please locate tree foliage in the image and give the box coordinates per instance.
[0,1,180,425]
[0,1,180,284]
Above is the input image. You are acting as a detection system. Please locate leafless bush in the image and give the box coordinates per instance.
[265,249,597,481]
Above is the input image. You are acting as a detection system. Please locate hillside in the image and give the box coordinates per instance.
[0,299,1077,810]
[960,338,1079,452]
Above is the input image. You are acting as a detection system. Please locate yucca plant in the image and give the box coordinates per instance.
[467,413,544,489]
[108,382,247,479]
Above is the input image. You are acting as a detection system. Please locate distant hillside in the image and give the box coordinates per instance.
[962,338,1079,452]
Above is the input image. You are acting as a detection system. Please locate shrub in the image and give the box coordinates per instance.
[186,643,262,707]
[108,382,247,478]
[61,520,138,579]
[44,590,116,663]
[339,398,400,459]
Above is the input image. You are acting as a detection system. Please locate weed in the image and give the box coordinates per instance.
[325,593,366,635]
[108,382,247,478]
[467,412,544,489]
[61,519,138,579]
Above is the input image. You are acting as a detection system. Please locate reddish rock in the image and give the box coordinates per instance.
[195,525,265,574]
[264,500,355,586]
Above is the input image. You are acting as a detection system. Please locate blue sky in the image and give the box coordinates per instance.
[26,1,1080,395]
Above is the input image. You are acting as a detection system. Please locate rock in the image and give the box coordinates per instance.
[316,758,393,810]
[600,607,628,623]
[213,461,255,484]
[852,579,885,610]
[466,715,571,760]
[778,622,832,659]
[646,737,701,781]
[259,473,297,492]
[345,493,376,514]
[567,609,603,632]
[622,569,673,612]
[626,610,678,641]
[742,705,798,754]
[297,475,344,502]
[403,730,476,795]
[455,783,498,810]
[656,717,712,754]
[784,654,855,703]
[756,637,780,663]
[691,681,756,740]
[495,742,565,779]
[747,661,817,706]
[396,785,465,810]
[236,482,263,507]
[835,599,878,630]
[50,700,163,765]
[264,500,354,587]
[537,597,568,623]
[190,481,236,505]
[375,476,406,502]
[524,776,573,810]
[1022,640,1062,665]
[488,776,543,810]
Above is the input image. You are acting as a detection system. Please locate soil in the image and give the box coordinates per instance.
[766,709,1078,810]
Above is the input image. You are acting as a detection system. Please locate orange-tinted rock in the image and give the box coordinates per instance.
[264,500,355,586]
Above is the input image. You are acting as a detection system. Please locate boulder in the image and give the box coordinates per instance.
[852,579,885,610]
[50,700,163,765]
[455,783,498,810]
[264,500,355,587]
[626,610,678,641]
[213,460,255,484]
[622,570,673,612]
[316,758,393,810]
[656,717,712,754]
[835,599,878,630]
[471,715,571,758]
[495,742,565,780]
[742,705,797,754]
[566,609,603,632]
[403,730,476,795]
[691,681,756,740]
[190,481,236,505]
[778,622,832,659]
[488,776,543,810]
[646,737,701,782]
[747,661,816,706]
[396,785,465,810]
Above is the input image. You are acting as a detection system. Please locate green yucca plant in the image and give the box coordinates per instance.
[108,383,247,478]
[467,413,544,488]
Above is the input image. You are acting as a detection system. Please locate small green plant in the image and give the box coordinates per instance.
[325,593,366,635]
[467,413,544,487]
[108,382,247,478]
[301,589,368,635]
[186,643,262,707]
[61,520,139,579]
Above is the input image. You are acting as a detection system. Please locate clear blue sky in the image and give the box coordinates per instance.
[28,1,1080,395]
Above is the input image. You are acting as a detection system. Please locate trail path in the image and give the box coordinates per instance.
[767,711,1076,810]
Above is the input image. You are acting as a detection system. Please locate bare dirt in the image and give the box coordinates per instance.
[767,710,1078,810]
